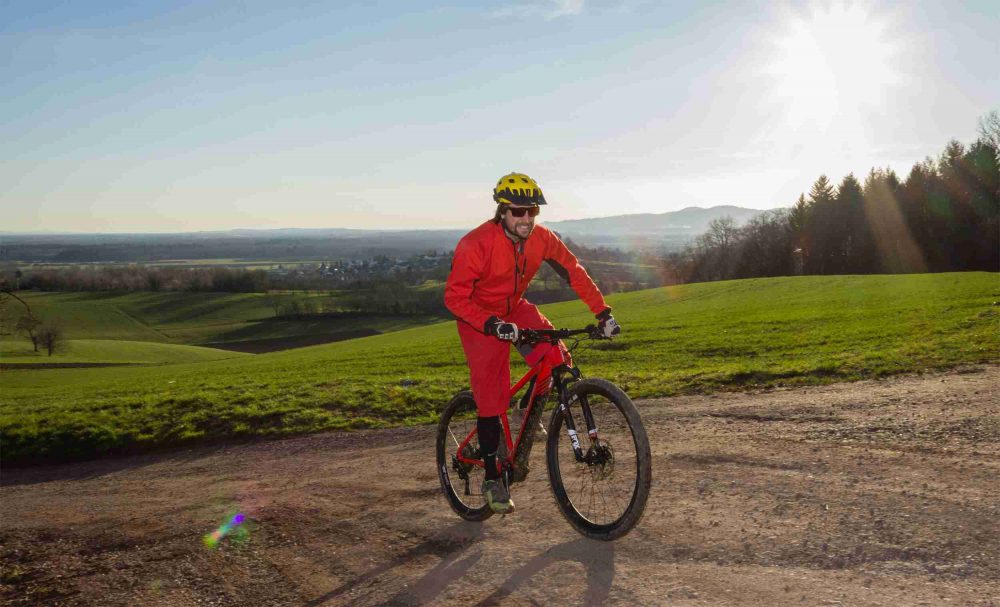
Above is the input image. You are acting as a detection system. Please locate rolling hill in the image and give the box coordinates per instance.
[0,291,439,360]
[1,272,996,464]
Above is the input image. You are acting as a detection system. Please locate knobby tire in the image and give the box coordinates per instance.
[545,378,652,540]
[436,391,493,521]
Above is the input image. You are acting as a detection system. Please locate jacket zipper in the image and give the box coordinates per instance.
[508,240,516,315]
[509,239,524,316]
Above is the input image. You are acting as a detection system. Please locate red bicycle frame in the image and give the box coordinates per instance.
[454,353,554,472]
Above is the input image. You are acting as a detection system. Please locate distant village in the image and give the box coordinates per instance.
[267,251,452,285]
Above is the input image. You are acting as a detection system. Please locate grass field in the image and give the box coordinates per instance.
[0,291,438,353]
[1,339,251,365]
[1,273,997,464]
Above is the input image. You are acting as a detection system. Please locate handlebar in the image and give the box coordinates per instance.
[518,325,602,346]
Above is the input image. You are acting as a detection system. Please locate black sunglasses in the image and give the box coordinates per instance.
[508,206,540,218]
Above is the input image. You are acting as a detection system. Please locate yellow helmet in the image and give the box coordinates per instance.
[493,172,547,206]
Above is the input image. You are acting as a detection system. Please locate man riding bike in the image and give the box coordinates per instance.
[444,172,621,515]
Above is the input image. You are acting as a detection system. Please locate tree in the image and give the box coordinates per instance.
[962,139,1000,269]
[978,109,1000,154]
[734,209,795,278]
[691,216,740,281]
[789,194,809,234]
[836,173,871,273]
[705,216,739,251]
[0,287,36,338]
[788,193,810,275]
[16,315,42,352]
[37,321,65,357]
[862,168,925,273]
[803,175,838,274]
[809,174,835,204]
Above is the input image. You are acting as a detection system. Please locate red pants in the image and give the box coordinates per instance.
[457,300,569,418]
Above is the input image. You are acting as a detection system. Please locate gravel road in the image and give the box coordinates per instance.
[2,366,998,606]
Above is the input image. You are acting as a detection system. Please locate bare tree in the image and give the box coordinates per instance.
[704,216,739,251]
[1,287,37,338]
[16,315,42,352]
[38,321,65,357]
[978,109,1000,151]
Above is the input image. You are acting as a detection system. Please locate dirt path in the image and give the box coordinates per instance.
[2,367,998,606]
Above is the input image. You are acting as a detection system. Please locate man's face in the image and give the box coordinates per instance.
[502,205,537,240]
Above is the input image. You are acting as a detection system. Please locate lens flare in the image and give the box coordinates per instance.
[764,3,904,131]
[203,512,247,549]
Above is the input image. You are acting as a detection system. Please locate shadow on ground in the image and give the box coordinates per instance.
[303,522,615,607]
[469,537,614,607]
[305,522,483,606]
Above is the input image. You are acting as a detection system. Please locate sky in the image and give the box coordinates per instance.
[2,0,998,232]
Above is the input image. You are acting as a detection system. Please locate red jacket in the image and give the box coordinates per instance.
[445,220,608,331]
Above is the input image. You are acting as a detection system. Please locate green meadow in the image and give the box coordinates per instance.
[1,340,250,365]
[1,273,997,464]
[0,291,436,357]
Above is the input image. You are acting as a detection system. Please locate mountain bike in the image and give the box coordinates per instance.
[436,325,651,540]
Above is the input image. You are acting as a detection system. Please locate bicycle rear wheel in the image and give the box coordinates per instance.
[546,378,651,540]
[436,391,493,521]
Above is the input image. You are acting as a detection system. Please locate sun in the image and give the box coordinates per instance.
[765,3,902,130]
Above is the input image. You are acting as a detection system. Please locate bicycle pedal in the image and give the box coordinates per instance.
[538,422,547,435]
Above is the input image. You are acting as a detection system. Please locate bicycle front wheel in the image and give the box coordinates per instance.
[546,378,651,540]
[436,391,493,521]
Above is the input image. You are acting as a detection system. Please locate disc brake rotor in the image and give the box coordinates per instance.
[586,442,615,481]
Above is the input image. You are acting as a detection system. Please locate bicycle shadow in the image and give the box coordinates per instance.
[379,536,614,606]
[305,526,614,606]
[305,521,484,607]
[469,537,615,607]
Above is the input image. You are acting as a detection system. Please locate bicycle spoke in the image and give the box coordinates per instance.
[438,394,490,516]
[555,391,641,527]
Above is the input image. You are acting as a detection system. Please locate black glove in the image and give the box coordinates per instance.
[596,308,621,339]
[484,316,519,342]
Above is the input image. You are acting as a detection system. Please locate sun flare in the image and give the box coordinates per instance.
[766,3,902,129]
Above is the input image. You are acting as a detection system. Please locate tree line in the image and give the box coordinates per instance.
[668,121,998,283]
[22,265,276,293]
[16,258,450,294]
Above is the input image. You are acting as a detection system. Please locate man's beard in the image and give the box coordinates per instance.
[504,222,533,240]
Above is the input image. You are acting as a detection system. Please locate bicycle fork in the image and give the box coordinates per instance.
[553,368,602,465]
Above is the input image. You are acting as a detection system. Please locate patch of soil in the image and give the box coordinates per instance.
[202,329,381,353]
[1,366,998,606]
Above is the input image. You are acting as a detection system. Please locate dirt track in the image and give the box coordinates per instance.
[2,367,998,606]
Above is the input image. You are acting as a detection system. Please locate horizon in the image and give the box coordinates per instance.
[0,203,759,235]
[3,1,997,232]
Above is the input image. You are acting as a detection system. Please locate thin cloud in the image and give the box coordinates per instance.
[490,0,585,20]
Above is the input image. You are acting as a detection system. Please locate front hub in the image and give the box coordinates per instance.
[585,442,615,480]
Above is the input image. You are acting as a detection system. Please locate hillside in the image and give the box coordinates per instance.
[0,291,439,359]
[545,205,762,248]
[1,272,996,464]
[1,339,251,365]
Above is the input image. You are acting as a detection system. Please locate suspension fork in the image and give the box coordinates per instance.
[552,365,598,463]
